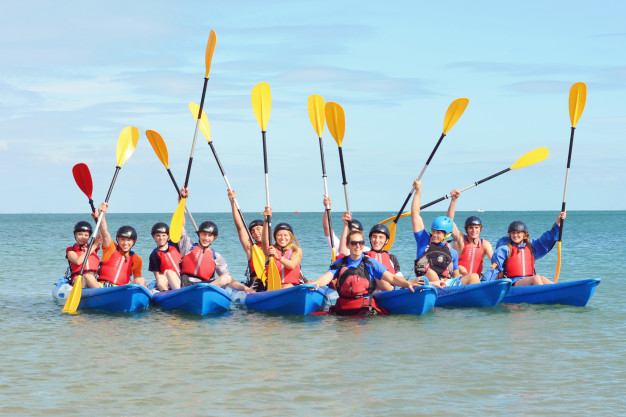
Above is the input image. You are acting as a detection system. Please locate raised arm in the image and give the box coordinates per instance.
[322,194,332,238]
[337,211,352,256]
[228,189,253,258]
[95,202,112,249]
[261,206,272,255]
[447,189,464,254]
[411,179,425,233]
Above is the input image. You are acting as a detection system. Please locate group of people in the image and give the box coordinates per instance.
[66,180,566,316]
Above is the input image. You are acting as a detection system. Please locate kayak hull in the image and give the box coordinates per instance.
[373,285,438,315]
[501,278,601,306]
[52,278,151,313]
[436,279,512,308]
[233,284,326,315]
[152,283,232,315]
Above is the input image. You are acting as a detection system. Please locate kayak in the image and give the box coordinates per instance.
[152,283,232,315]
[501,278,601,306]
[436,279,512,308]
[372,285,438,315]
[52,278,152,313]
[233,284,327,315]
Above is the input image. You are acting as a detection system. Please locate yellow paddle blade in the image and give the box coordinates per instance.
[205,29,217,79]
[169,198,186,243]
[62,276,82,313]
[380,211,411,225]
[115,126,140,167]
[510,147,549,170]
[251,82,271,131]
[443,97,469,134]
[569,82,587,128]
[189,102,211,142]
[251,245,267,284]
[325,102,345,146]
[307,94,326,137]
[383,222,397,251]
[555,241,562,283]
[146,130,169,168]
[268,256,281,291]
[331,248,336,263]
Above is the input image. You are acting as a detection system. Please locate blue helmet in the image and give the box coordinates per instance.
[464,216,482,229]
[431,216,453,234]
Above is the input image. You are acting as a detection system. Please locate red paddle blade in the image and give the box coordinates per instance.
[72,163,93,198]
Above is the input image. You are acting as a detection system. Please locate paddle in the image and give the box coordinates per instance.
[555,82,587,283]
[187,102,267,283]
[308,94,336,262]
[325,102,351,215]
[72,163,96,213]
[384,97,469,251]
[63,126,140,313]
[145,129,198,232]
[379,147,550,224]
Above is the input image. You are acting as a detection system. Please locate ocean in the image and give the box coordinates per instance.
[1,210,624,416]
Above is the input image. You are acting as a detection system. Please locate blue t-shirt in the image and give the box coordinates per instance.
[328,254,387,281]
[414,230,459,271]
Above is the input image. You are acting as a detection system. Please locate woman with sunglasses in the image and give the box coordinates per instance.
[309,229,416,316]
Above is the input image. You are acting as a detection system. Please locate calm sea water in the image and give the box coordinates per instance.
[1,211,624,416]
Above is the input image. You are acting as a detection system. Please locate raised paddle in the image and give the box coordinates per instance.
[145,129,198,232]
[72,163,96,213]
[308,94,336,262]
[188,102,268,283]
[325,102,351,214]
[555,82,587,283]
[384,97,469,251]
[379,147,550,224]
[63,126,140,313]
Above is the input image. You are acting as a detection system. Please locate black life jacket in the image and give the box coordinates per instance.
[414,242,453,278]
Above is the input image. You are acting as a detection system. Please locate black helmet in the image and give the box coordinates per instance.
[464,216,483,229]
[273,223,294,239]
[151,222,169,235]
[248,219,264,232]
[116,225,138,240]
[508,221,528,234]
[74,221,93,235]
[198,221,219,237]
[369,223,390,239]
[349,219,363,231]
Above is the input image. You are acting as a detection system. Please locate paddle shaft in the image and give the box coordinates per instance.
[318,136,335,252]
[558,126,575,241]
[165,168,198,232]
[337,146,350,212]
[184,78,209,188]
[261,130,272,230]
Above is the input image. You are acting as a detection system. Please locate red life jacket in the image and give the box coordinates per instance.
[181,244,216,282]
[330,256,388,316]
[66,243,100,279]
[366,250,396,274]
[156,245,182,275]
[459,236,484,275]
[274,248,301,285]
[98,249,134,286]
[504,244,535,278]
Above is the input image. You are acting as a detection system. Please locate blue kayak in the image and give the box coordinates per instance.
[373,285,438,315]
[52,278,152,313]
[233,284,327,315]
[152,283,232,315]
[436,279,512,308]
[501,278,601,306]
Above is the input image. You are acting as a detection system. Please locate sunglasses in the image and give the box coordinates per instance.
[349,240,365,246]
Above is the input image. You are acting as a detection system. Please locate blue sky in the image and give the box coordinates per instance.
[1,0,624,214]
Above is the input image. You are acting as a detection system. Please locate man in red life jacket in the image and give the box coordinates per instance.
[366,223,399,292]
[66,221,102,288]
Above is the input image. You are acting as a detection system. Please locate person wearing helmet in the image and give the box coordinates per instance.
[65,220,103,288]
[366,223,400,292]
[228,189,265,291]
[262,206,304,289]
[94,202,146,288]
[482,212,566,286]
[410,180,480,288]
[446,189,494,275]
[179,218,254,294]
[321,194,370,257]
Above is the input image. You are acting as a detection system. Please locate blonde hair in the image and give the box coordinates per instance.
[275,230,300,253]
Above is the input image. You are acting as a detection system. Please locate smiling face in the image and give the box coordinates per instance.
[74,231,91,245]
[274,230,291,248]
[117,237,136,253]
[198,231,216,247]
[348,231,366,259]
[153,232,169,248]
[250,226,263,243]
[431,229,446,244]
[370,232,387,251]
[509,231,525,244]
[466,225,482,240]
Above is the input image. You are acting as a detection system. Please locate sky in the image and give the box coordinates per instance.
[1,0,624,214]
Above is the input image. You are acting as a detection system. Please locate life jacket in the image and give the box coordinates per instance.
[414,242,453,278]
[155,245,182,275]
[459,236,484,275]
[66,243,100,279]
[274,248,302,285]
[330,256,388,316]
[181,244,216,282]
[98,248,134,286]
[503,243,535,278]
[367,250,396,274]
